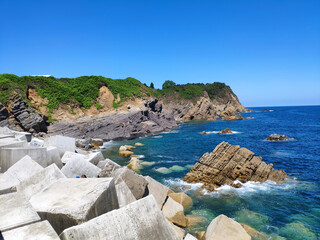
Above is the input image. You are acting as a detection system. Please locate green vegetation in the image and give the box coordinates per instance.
[0,74,233,112]
[162,80,176,89]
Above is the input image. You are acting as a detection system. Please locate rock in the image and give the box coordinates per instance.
[17,164,66,200]
[145,175,170,209]
[90,138,103,149]
[0,147,48,172]
[205,214,251,240]
[119,150,134,157]
[98,159,121,177]
[0,192,41,232]
[29,178,119,234]
[162,197,187,227]
[111,167,148,199]
[61,155,101,178]
[156,167,173,174]
[0,102,9,122]
[183,141,288,191]
[134,142,144,146]
[127,156,142,170]
[186,215,207,227]
[200,131,206,135]
[168,192,193,209]
[44,135,76,157]
[2,220,60,240]
[267,134,290,141]
[0,155,44,194]
[279,221,317,240]
[60,195,181,240]
[196,231,206,240]
[114,178,137,208]
[240,223,268,239]
[184,233,198,240]
[220,106,244,120]
[217,128,233,134]
[46,146,63,169]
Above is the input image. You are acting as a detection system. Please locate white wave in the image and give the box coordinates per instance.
[205,130,242,134]
[156,155,176,159]
[102,140,114,149]
[160,130,179,134]
[152,135,163,139]
[133,154,145,159]
[163,178,204,192]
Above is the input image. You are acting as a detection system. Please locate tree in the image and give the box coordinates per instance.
[150,82,154,89]
[162,80,176,89]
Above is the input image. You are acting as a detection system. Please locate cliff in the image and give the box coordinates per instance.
[0,74,249,140]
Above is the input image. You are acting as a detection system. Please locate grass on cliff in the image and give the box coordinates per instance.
[0,74,233,112]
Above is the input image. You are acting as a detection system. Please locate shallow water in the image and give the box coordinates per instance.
[102,106,320,239]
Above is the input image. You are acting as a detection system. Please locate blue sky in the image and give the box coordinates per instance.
[0,0,319,107]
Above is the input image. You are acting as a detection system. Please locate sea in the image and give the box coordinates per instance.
[101,106,320,240]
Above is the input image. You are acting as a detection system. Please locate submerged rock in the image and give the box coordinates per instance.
[183,141,287,191]
[200,131,206,135]
[267,134,291,141]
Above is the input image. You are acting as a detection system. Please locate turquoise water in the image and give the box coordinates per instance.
[102,106,320,240]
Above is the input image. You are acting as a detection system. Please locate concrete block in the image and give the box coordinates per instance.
[111,167,148,199]
[162,197,187,227]
[98,159,121,176]
[47,146,63,169]
[61,151,103,165]
[30,137,45,147]
[0,134,14,139]
[0,155,43,194]
[45,135,75,157]
[0,147,48,172]
[30,178,119,234]
[61,155,101,178]
[60,195,181,240]
[115,178,136,208]
[17,164,66,200]
[0,192,40,232]
[184,233,198,240]
[2,220,60,240]
[145,175,169,209]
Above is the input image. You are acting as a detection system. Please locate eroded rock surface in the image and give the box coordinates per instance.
[183,141,287,191]
[267,134,290,141]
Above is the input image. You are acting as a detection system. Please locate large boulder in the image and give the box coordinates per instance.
[145,176,169,209]
[0,192,41,232]
[0,155,44,194]
[60,195,181,240]
[45,135,75,157]
[2,220,60,240]
[162,197,187,227]
[111,167,148,199]
[29,178,119,234]
[61,155,101,178]
[217,128,233,134]
[183,141,288,191]
[0,147,48,172]
[168,192,193,209]
[205,214,251,240]
[17,164,66,199]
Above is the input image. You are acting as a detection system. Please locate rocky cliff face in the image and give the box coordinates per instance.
[160,88,248,121]
[48,99,177,141]
[183,141,287,191]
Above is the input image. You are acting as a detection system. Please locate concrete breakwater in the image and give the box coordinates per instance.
[0,126,256,240]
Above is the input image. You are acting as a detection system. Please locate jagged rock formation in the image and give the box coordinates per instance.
[267,134,290,141]
[49,99,177,141]
[183,141,287,191]
[217,128,233,134]
[0,95,47,133]
[220,105,244,120]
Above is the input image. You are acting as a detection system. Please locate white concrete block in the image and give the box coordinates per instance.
[145,175,169,209]
[184,233,198,240]
[0,192,40,232]
[61,155,101,178]
[17,164,66,200]
[46,146,63,169]
[115,178,136,208]
[30,137,44,147]
[30,178,119,234]
[98,159,121,176]
[59,195,181,240]
[0,147,48,172]
[0,155,43,194]
[45,135,75,157]
[86,151,104,165]
[2,220,60,240]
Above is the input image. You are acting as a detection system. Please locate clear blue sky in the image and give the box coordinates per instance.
[0,0,319,107]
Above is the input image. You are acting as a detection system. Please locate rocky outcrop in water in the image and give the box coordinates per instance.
[217,128,233,134]
[220,106,244,120]
[267,134,290,141]
[183,141,287,191]
[48,99,177,141]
